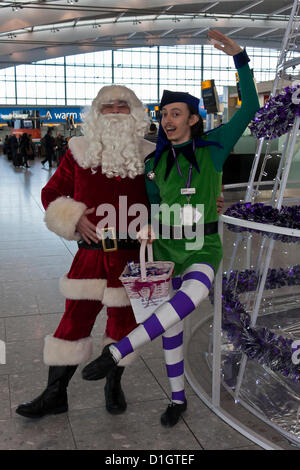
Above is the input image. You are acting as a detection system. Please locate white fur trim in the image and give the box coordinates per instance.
[44,335,93,365]
[59,274,107,300]
[103,335,138,367]
[102,286,131,307]
[69,135,154,170]
[44,196,87,240]
[68,136,89,169]
[95,85,145,119]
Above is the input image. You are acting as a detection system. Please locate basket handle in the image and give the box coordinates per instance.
[140,240,153,281]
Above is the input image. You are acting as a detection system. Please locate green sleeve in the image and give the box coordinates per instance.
[144,159,161,205]
[209,63,260,172]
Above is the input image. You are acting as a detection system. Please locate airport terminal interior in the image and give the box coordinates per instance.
[0,0,300,451]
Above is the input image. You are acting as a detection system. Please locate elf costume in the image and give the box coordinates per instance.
[82,49,260,426]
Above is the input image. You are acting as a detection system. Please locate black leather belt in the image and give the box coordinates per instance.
[78,227,140,252]
[77,221,218,250]
[158,221,218,239]
[78,238,140,251]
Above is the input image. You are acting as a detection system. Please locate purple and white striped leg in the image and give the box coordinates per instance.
[109,263,214,363]
[162,321,185,404]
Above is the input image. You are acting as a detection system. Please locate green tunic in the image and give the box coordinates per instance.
[145,62,260,277]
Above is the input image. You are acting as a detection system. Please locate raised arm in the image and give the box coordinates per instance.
[208,29,243,56]
[206,30,260,171]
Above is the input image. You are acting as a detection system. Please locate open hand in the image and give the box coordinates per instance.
[216,194,224,214]
[208,29,243,56]
[76,207,98,244]
[137,224,156,244]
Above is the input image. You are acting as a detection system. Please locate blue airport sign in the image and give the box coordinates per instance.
[0,106,87,123]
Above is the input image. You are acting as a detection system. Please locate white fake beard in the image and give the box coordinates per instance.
[95,114,144,178]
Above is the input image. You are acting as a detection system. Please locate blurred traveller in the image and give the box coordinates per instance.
[144,122,158,143]
[41,128,56,168]
[19,132,30,168]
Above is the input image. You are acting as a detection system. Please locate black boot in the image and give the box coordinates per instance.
[104,366,127,415]
[15,365,77,419]
[82,344,116,381]
[160,400,187,427]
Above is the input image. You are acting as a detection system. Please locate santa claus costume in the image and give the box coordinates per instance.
[16,85,155,418]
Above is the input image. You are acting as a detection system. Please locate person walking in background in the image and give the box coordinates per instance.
[3,135,10,158]
[19,133,30,168]
[144,122,158,143]
[41,128,55,168]
[27,135,35,160]
[11,134,20,167]
[55,133,67,166]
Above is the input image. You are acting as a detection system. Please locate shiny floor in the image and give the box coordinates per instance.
[0,152,296,451]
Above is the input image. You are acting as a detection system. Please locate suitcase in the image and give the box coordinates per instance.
[13,152,23,167]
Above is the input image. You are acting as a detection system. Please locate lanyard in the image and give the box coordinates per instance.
[171,140,196,202]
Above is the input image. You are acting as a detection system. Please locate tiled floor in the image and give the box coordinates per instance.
[0,152,298,450]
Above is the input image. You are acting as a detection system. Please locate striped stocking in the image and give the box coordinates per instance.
[110,263,214,365]
[162,320,185,404]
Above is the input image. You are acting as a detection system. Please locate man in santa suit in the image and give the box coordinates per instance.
[16,85,155,418]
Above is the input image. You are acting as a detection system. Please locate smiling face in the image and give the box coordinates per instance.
[161,102,199,145]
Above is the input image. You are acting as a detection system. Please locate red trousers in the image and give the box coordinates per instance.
[54,247,140,342]
[54,299,138,341]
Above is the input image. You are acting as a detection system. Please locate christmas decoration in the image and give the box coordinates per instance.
[249,84,300,140]
[224,203,300,243]
[209,265,300,382]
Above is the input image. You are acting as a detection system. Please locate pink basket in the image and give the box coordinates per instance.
[119,240,174,303]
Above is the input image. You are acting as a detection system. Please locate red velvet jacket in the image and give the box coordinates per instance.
[40,135,155,353]
[41,137,153,241]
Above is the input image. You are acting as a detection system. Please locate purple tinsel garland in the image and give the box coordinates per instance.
[225,265,300,293]
[224,202,300,243]
[249,84,300,140]
[209,265,300,382]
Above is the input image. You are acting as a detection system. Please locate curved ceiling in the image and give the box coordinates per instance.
[0,0,299,70]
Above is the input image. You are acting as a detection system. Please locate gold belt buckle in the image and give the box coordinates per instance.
[100,227,118,252]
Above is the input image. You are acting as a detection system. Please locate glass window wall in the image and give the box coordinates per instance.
[0,45,299,106]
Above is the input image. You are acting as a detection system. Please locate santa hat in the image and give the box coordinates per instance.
[92,84,147,122]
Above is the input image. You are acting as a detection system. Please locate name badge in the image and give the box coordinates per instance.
[180,205,194,226]
[180,206,203,225]
[181,188,196,196]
